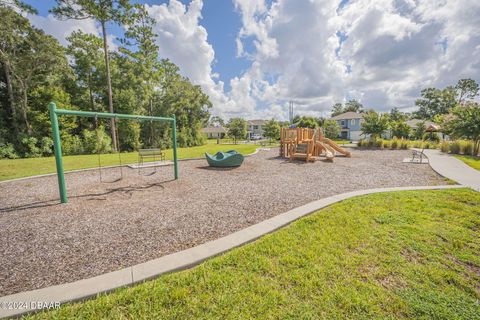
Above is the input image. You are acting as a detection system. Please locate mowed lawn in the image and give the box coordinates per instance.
[30,189,480,319]
[455,155,480,171]
[0,144,258,181]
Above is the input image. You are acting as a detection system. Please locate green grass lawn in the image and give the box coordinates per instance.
[30,189,480,319]
[455,155,480,171]
[0,144,258,181]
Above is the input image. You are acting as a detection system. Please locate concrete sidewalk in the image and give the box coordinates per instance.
[423,149,480,191]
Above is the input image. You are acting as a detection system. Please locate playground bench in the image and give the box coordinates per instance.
[138,148,165,165]
[411,148,426,162]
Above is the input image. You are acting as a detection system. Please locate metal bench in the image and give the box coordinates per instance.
[138,148,165,167]
[411,148,425,163]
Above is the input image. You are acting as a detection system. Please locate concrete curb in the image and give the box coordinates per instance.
[0,148,263,185]
[0,184,462,319]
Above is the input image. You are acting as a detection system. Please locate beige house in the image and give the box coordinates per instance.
[202,126,227,139]
[247,119,267,139]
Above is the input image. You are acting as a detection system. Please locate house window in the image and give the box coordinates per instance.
[253,125,259,129]
[351,119,355,125]
[341,120,345,126]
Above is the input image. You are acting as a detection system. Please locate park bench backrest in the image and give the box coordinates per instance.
[139,148,162,157]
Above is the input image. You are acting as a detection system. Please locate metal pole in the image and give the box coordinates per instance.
[49,102,67,203]
[172,114,178,179]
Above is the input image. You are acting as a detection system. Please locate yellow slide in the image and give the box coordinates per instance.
[322,138,351,157]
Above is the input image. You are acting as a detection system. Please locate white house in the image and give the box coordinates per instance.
[202,126,227,139]
[247,120,267,139]
[330,112,364,141]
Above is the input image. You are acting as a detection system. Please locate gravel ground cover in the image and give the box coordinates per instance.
[0,148,448,296]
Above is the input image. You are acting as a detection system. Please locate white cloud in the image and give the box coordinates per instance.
[27,14,100,46]
[232,0,480,119]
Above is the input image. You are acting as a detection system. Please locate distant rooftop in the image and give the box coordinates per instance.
[202,126,226,133]
[330,112,364,120]
[247,119,267,125]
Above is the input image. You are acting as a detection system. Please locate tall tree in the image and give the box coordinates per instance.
[361,110,389,139]
[0,0,37,13]
[455,78,479,104]
[51,0,133,151]
[263,119,280,142]
[389,107,407,122]
[414,87,457,120]
[443,102,480,155]
[0,7,68,135]
[322,119,341,139]
[66,31,105,113]
[227,118,247,144]
[331,102,344,117]
[208,116,225,127]
[344,99,364,113]
[296,116,318,129]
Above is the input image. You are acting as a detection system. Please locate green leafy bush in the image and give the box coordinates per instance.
[21,137,42,158]
[39,137,53,156]
[62,134,84,155]
[0,143,19,159]
[83,126,112,154]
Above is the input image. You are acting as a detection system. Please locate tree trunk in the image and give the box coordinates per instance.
[3,62,17,134]
[101,20,117,151]
[21,83,31,135]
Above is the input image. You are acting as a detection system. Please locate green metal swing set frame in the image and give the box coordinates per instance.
[48,102,179,204]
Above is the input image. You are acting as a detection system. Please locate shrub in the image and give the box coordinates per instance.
[423,132,440,142]
[460,140,474,155]
[440,141,450,153]
[0,143,19,159]
[21,137,42,158]
[83,126,112,154]
[62,134,84,155]
[449,141,461,154]
[400,139,409,150]
[357,140,364,147]
[382,140,391,149]
[374,138,383,148]
[412,140,423,148]
[39,137,53,156]
[391,138,399,149]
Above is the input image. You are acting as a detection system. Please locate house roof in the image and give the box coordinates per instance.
[405,119,436,128]
[330,112,364,120]
[247,119,267,125]
[202,126,226,133]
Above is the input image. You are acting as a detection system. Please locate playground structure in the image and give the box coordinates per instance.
[279,127,351,162]
[48,102,178,204]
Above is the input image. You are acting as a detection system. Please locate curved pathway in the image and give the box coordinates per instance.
[423,149,480,191]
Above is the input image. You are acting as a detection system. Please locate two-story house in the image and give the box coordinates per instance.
[247,120,267,139]
[330,112,364,141]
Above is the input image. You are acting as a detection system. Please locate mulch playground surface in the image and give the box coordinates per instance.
[0,148,448,296]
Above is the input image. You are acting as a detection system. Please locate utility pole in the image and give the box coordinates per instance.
[289,101,294,124]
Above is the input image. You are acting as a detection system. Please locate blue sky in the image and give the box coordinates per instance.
[22,1,480,120]
[24,0,249,91]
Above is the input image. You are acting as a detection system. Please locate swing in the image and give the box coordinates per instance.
[95,114,124,183]
[137,119,165,176]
